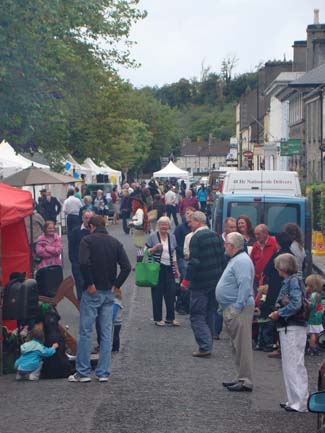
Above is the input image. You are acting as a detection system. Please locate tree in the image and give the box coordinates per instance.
[0,0,146,154]
[220,54,239,84]
[124,88,180,172]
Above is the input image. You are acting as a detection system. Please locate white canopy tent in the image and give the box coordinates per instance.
[82,158,106,183]
[153,161,190,180]
[0,140,49,179]
[100,162,122,186]
[82,158,122,185]
[63,154,93,183]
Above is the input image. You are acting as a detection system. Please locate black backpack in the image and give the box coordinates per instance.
[3,277,39,321]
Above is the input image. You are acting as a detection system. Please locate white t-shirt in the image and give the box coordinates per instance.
[165,190,176,206]
[132,208,144,227]
[160,237,176,265]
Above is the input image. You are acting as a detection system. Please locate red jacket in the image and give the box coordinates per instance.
[179,197,199,217]
[250,236,277,283]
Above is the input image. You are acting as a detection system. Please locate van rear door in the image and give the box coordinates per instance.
[221,196,305,234]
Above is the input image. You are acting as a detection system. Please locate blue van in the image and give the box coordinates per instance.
[212,171,312,274]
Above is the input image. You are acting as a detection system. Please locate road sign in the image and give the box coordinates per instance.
[243,151,253,158]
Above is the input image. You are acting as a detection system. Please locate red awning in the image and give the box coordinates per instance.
[0,183,33,228]
[0,183,33,284]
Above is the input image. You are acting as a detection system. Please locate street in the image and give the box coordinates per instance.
[0,223,321,433]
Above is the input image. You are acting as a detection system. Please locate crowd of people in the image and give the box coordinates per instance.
[18,179,324,414]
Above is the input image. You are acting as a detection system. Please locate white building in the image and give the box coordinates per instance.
[177,138,229,175]
[264,72,304,171]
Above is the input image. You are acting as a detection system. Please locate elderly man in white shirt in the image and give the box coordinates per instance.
[63,188,82,236]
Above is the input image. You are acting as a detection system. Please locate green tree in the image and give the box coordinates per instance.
[124,88,180,172]
[0,0,146,154]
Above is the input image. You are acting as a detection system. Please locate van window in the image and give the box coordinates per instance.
[226,202,300,234]
[227,203,259,227]
[265,204,300,233]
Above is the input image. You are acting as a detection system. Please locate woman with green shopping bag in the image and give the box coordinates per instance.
[145,216,180,327]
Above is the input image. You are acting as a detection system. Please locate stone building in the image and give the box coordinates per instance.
[176,137,229,175]
[236,9,325,184]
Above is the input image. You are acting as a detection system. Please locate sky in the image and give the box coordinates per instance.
[118,0,324,88]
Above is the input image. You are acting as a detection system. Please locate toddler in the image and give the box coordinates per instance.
[15,325,58,380]
[112,289,123,353]
[306,274,323,356]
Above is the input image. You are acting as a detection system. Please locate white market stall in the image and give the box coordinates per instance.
[82,158,107,183]
[0,140,51,198]
[63,154,93,184]
[0,141,49,179]
[153,161,190,186]
[100,162,122,186]
[82,158,121,185]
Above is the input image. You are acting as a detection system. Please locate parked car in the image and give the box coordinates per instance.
[308,333,325,431]
[308,391,325,432]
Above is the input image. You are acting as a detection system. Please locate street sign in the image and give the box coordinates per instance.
[280,139,301,156]
[243,151,253,158]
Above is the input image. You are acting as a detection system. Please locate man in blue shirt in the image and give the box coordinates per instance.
[215,232,255,392]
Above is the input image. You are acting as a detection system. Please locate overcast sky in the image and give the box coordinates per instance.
[118,0,324,88]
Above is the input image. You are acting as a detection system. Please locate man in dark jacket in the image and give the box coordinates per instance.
[174,206,195,314]
[39,190,62,223]
[68,215,131,383]
[181,211,226,357]
[68,210,94,301]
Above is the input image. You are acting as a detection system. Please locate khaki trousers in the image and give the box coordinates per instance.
[223,305,254,388]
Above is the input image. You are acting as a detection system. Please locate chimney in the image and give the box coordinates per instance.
[306,10,325,70]
[292,40,307,72]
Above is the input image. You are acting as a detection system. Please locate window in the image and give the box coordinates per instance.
[228,202,259,227]
[227,201,300,234]
[265,204,299,234]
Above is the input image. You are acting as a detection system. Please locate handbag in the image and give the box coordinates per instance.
[135,249,160,287]
[147,209,158,222]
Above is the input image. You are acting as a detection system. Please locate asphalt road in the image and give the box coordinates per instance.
[0,223,322,433]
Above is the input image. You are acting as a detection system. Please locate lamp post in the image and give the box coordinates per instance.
[320,90,324,182]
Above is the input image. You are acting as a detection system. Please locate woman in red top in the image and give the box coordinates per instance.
[111,185,119,225]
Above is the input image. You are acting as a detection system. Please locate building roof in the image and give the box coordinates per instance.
[180,139,229,157]
[289,63,325,87]
[265,72,305,96]
[21,151,50,166]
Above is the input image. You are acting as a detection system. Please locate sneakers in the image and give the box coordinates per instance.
[96,376,109,382]
[192,351,211,357]
[155,320,165,327]
[16,372,39,381]
[28,373,40,381]
[68,373,91,383]
[165,320,180,327]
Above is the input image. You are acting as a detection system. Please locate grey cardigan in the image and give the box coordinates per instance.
[146,231,177,269]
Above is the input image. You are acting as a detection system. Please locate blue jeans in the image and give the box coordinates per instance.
[71,262,85,301]
[213,309,223,336]
[257,320,275,349]
[76,290,114,378]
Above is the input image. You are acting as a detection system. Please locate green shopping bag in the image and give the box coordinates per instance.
[135,249,160,287]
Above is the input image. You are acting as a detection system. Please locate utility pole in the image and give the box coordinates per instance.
[320,90,324,182]
[239,133,243,169]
